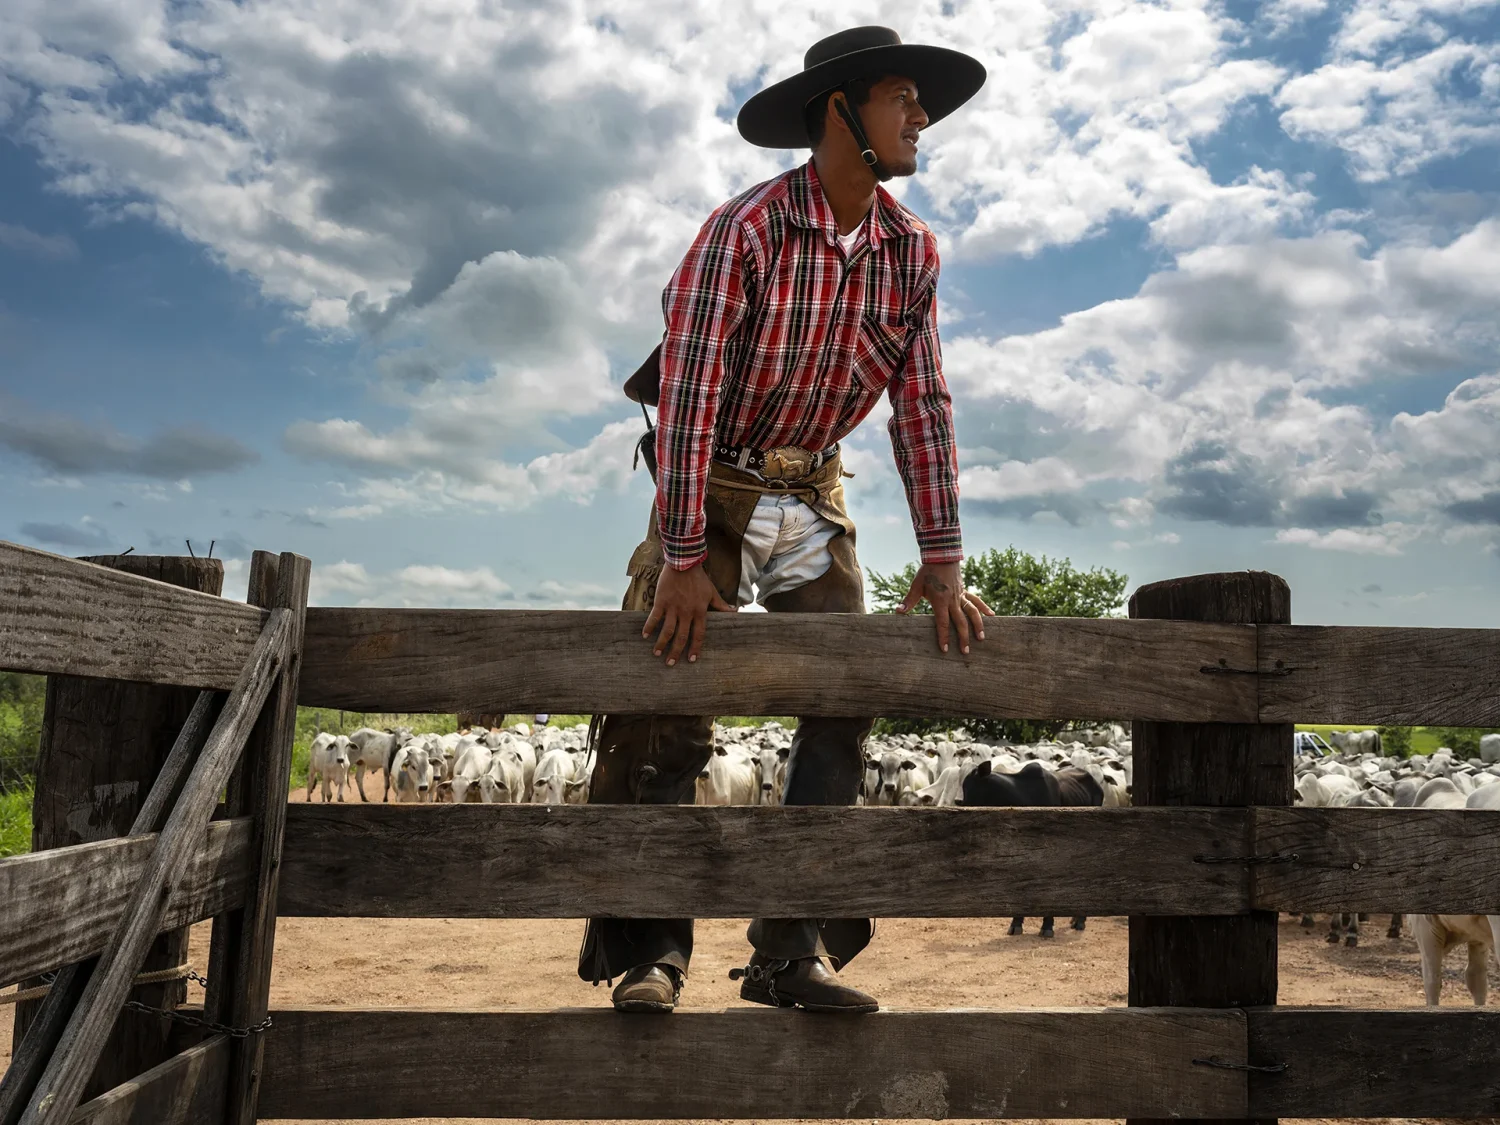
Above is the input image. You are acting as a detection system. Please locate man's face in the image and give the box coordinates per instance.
[850,75,929,177]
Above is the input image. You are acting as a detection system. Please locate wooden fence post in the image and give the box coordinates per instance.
[204,551,310,1125]
[1127,571,1292,1125]
[15,554,223,1097]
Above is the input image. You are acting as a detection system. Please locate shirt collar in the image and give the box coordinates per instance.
[790,160,916,252]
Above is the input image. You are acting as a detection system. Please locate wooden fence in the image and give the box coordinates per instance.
[1,538,1498,1122]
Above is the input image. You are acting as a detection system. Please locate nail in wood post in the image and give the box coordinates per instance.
[204,551,310,1125]
[15,554,223,1097]
[1126,571,1292,1125]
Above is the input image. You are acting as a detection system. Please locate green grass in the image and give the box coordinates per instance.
[0,786,33,858]
[1296,725,1457,757]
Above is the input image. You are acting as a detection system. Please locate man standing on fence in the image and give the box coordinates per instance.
[580,26,991,1013]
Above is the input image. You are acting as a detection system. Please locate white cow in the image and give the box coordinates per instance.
[1329,729,1382,755]
[447,734,485,782]
[1411,913,1500,1005]
[1331,786,1393,808]
[486,732,537,801]
[903,764,963,806]
[751,744,788,805]
[1413,777,1468,810]
[1467,783,1500,811]
[418,733,456,783]
[1481,733,1500,765]
[863,751,931,806]
[389,743,437,802]
[698,746,757,805]
[925,741,959,779]
[480,748,526,803]
[1295,772,1363,807]
[306,733,351,802]
[1099,761,1131,808]
[346,727,411,802]
[442,741,493,804]
[1404,778,1500,999]
[531,747,589,804]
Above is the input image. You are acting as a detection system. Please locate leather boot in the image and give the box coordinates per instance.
[611,964,682,1013]
[731,953,878,1013]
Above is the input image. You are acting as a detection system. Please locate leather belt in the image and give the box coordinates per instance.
[712,442,838,479]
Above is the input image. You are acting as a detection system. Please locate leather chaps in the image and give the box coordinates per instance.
[578,456,873,983]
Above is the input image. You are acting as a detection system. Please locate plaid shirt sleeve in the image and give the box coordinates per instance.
[654,208,753,570]
[887,238,964,565]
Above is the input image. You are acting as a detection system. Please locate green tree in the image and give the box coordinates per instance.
[0,672,46,793]
[1376,725,1413,757]
[867,547,1129,742]
[1428,727,1500,758]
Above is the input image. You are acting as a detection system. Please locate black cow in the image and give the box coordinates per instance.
[961,759,1104,938]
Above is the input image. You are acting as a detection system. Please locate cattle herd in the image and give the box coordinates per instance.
[305,720,1133,812]
[1290,728,1500,1006]
[304,720,1499,1005]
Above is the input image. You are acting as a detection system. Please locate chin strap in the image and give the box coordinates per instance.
[833,83,893,183]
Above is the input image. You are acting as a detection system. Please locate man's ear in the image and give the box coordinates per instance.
[827,92,852,136]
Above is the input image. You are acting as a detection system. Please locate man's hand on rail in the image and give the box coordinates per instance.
[895,562,993,655]
[644,561,737,666]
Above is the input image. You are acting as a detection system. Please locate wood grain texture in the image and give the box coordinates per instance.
[18,610,289,1125]
[277,803,1250,918]
[2,688,227,1125]
[0,961,92,1125]
[1246,1008,1500,1118]
[1127,572,1291,1125]
[0,818,251,988]
[299,608,1258,721]
[66,1035,228,1125]
[1252,807,1500,913]
[257,1007,1247,1120]
[16,554,228,1099]
[1259,624,1500,725]
[212,553,309,1125]
[0,541,263,689]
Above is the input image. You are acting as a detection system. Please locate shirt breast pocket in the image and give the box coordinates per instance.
[851,314,912,393]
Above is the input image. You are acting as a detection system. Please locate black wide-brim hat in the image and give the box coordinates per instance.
[738,26,986,150]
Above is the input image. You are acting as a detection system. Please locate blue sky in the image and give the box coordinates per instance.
[2,0,1499,624]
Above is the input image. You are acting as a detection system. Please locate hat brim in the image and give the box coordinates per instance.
[737,43,986,150]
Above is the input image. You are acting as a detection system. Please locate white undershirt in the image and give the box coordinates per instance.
[838,225,861,254]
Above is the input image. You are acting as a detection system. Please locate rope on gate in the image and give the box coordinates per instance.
[0,963,200,1007]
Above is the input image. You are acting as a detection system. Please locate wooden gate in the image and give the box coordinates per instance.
[2,539,1498,1122]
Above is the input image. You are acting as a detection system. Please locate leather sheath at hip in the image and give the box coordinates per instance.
[622,453,856,613]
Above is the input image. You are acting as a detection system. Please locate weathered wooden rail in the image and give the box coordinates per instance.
[2,538,1499,1122]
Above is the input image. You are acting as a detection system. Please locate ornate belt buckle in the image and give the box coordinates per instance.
[762,445,814,483]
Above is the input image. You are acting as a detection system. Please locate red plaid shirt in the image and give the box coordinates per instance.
[655,160,963,571]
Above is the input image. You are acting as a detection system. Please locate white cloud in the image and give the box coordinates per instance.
[1276,0,1500,181]
[5,0,1500,575]
[306,558,614,608]
[1275,526,1414,555]
[911,3,1301,258]
[0,0,1318,399]
[944,221,1500,545]
[298,418,644,517]
[0,220,78,260]
[960,457,1086,501]
[310,559,510,607]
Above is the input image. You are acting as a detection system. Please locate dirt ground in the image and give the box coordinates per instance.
[4,793,1496,1125]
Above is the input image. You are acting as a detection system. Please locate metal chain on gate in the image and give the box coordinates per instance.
[2,965,272,1039]
[124,966,272,1039]
[122,998,273,1040]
